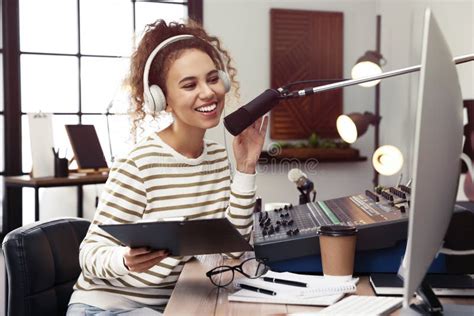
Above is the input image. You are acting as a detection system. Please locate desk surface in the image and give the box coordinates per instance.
[4,173,108,187]
[2,173,109,234]
[164,255,473,315]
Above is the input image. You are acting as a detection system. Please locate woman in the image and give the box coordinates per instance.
[67,19,267,315]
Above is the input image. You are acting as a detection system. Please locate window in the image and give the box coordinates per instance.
[19,0,189,174]
[2,0,200,234]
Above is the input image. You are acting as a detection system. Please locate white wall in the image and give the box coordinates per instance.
[205,0,378,204]
[204,0,474,204]
[378,0,474,198]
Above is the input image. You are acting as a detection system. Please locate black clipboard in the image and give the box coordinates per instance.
[99,218,252,256]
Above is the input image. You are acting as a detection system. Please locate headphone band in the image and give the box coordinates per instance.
[143,34,228,100]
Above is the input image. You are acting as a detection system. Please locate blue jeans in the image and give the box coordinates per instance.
[66,303,162,315]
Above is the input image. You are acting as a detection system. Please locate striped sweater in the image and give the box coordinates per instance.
[69,133,256,311]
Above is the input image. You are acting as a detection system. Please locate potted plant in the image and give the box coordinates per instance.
[270,133,361,160]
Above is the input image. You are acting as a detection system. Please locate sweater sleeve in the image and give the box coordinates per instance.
[79,158,147,280]
[225,170,256,258]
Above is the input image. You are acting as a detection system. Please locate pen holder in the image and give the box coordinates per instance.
[54,157,69,177]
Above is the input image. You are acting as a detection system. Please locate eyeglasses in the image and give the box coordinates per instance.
[206,257,269,287]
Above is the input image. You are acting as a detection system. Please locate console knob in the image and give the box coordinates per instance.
[365,190,380,202]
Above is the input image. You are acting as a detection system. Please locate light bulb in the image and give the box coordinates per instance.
[372,145,403,176]
[351,61,382,87]
[336,115,357,143]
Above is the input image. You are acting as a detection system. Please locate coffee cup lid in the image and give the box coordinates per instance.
[318,225,357,237]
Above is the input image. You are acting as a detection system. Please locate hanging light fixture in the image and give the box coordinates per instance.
[336,111,381,143]
[372,145,404,176]
[351,51,386,87]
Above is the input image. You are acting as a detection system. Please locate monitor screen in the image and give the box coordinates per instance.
[399,8,464,308]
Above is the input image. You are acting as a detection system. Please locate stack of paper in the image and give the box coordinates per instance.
[228,270,358,306]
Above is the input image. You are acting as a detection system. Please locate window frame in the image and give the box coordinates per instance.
[2,0,203,237]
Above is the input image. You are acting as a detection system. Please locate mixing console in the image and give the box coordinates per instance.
[253,186,410,262]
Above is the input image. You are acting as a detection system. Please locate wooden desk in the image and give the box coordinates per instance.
[164,255,474,315]
[3,173,108,232]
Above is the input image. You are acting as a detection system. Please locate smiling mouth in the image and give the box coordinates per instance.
[195,103,217,113]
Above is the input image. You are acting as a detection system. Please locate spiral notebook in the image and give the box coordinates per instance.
[228,271,358,306]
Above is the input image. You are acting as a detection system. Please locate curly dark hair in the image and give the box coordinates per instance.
[126,19,238,138]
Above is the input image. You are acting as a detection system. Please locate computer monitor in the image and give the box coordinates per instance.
[398,9,471,314]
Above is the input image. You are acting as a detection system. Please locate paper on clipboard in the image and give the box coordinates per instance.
[28,112,54,177]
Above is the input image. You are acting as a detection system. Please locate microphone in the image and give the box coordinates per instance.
[288,168,314,192]
[224,89,281,136]
[288,168,316,204]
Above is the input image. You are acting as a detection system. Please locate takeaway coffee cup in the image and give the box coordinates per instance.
[318,225,358,281]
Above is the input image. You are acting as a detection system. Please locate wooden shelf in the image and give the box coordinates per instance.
[258,148,367,164]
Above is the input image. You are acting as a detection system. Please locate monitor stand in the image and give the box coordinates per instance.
[400,280,474,315]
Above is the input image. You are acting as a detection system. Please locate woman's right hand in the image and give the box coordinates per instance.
[123,247,169,273]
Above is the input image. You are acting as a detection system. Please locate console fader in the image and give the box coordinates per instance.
[253,186,411,263]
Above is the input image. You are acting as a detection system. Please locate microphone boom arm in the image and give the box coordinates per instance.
[223,53,473,136]
[287,54,474,98]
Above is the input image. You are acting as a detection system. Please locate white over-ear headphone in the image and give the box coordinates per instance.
[142,34,231,114]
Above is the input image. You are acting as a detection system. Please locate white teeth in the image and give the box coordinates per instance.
[196,103,217,113]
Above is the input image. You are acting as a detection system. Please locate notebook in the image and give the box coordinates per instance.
[228,271,358,306]
[370,273,474,297]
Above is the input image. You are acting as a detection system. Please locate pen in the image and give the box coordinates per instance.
[238,284,277,296]
[262,277,307,288]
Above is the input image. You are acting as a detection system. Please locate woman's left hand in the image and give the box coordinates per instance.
[233,116,269,174]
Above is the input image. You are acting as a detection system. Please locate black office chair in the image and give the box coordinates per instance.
[2,217,90,316]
